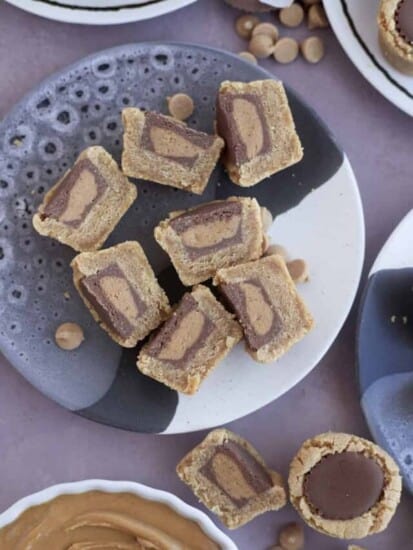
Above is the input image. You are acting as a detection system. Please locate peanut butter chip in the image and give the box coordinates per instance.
[211,452,257,502]
[158,310,205,361]
[287,259,309,283]
[235,14,260,39]
[260,206,273,231]
[278,522,304,550]
[181,216,240,248]
[240,282,274,335]
[308,4,329,29]
[301,36,325,63]
[252,22,279,42]
[55,322,84,351]
[238,51,258,64]
[167,93,194,121]
[100,276,140,324]
[233,97,264,159]
[279,3,305,28]
[249,34,275,58]
[273,37,299,64]
[59,170,98,224]
[266,244,289,260]
[150,126,203,159]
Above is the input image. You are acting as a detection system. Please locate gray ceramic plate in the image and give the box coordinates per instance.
[0,42,364,434]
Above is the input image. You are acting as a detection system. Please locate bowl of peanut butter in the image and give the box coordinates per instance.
[0,479,236,549]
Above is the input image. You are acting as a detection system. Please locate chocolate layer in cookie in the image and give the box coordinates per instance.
[169,201,243,260]
[220,279,283,351]
[79,263,146,340]
[41,159,107,228]
[201,440,273,507]
[141,112,215,168]
[217,93,271,167]
[145,293,214,366]
[304,452,384,521]
[395,0,413,43]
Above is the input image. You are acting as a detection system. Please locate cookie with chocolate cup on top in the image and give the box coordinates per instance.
[121,108,224,195]
[288,432,402,539]
[214,254,314,363]
[154,197,266,286]
[177,428,287,529]
[33,146,137,252]
[71,241,170,348]
[378,0,413,75]
[138,285,242,395]
[216,80,303,187]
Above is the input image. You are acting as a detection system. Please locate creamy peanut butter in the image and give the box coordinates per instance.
[150,127,204,160]
[240,282,274,336]
[100,275,140,325]
[211,452,257,503]
[232,98,264,161]
[180,216,240,249]
[0,491,220,550]
[158,310,205,362]
[59,170,98,225]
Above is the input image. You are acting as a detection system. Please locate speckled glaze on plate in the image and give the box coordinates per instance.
[0,42,364,434]
[357,210,413,494]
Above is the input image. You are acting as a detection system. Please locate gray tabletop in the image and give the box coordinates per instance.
[0,1,412,549]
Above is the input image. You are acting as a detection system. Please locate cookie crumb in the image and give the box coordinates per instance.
[63,291,71,300]
[278,522,304,550]
[167,93,194,121]
[55,322,84,351]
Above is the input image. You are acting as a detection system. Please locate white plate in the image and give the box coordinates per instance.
[0,479,237,549]
[4,0,197,25]
[325,0,413,117]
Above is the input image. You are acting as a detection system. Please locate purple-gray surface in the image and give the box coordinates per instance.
[0,1,411,549]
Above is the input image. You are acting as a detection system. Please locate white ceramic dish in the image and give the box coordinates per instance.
[0,479,237,549]
[4,0,196,25]
[325,0,413,117]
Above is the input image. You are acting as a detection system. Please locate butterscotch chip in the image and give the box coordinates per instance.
[167,93,194,121]
[216,80,303,187]
[249,34,275,58]
[138,286,242,394]
[235,14,260,39]
[252,22,279,42]
[55,322,84,351]
[308,4,329,29]
[214,255,314,363]
[260,206,273,231]
[279,3,305,28]
[121,108,224,195]
[238,51,258,64]
[301,36,325,63]
[176,428,287,529]
[287,259,309,283]
[154,197,266,286]
[32,146,137,253]
[71,241,170,348]
[273,37,299,63]
[288,432,402,539]
[265,244,289,259]
[278,522,304,550]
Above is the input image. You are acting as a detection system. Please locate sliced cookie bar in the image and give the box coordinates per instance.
[288,432,402,539]
[378,0,413,75]
[71,241,170,348]
[216,80,303,187]
[214,254,314,362]
[154,197,266,286]
[121,108,224,195]
[33,146,137,252]
[138,285,242,394]
[177,428,287,529]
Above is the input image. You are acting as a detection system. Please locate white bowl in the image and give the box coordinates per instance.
[0,479,237,550]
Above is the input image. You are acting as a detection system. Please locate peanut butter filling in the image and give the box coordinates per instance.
[150,126,204,160]
[210,452,258,502]
[158,310,206,361]
[59,169,98,225]
[99,276,140,326]
[0,491,219,550]
[180,215,241,249]
[232,98,264,161]
[239,282,274,336]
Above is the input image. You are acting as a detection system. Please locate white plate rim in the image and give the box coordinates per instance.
[4,0,197,25]
[0,479,237,549]
[324,0,413,117]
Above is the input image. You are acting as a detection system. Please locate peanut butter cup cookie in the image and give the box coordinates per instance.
[378,0,413,75]
[33,146,137,252]
[288,432,402,539]
[177,428,287,529]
